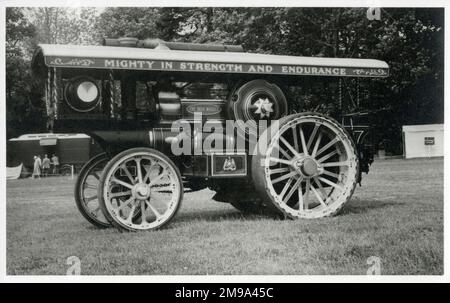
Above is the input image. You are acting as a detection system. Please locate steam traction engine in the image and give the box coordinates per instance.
[32,37,389,231]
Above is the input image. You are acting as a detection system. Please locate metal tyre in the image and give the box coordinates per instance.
[74,153,110,228]
[252,112,359,219]
[98,148,183,231]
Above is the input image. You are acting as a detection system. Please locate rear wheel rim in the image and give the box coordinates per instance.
[102,152,181,230]
[263,116,358,218]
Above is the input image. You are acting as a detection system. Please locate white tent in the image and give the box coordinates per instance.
[402,124,443,159]
[6,163,26,180]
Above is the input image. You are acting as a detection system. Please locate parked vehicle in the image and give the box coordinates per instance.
[31,37,389,231]
[7,133,103,174]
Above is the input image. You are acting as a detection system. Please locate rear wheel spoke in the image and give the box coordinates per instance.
[135,158,143,183]
[298,186,304,211]
[269,157,292,166]
[283,177,302,204]
[318,177,343,191]
[321,161,349,168]
[313,177,328,200]
[311,132,323,157]
[272,171,298,184]
[317,150,338,163]
[291,125,299,152]
[269,167,290,175]
[299,126,308,156]
[304,179,310,209]
[280,136,300,158]
[306,123,319,151]
[316,138,339,157]
[310,185,327,207]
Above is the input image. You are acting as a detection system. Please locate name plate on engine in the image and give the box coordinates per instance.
[181,99,226,121]
[210,152,247,177]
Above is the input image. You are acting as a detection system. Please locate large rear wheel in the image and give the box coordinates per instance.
[252,112,359,219]
[98,148,183,231]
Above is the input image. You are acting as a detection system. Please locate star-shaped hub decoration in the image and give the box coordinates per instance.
[253,98,274,119]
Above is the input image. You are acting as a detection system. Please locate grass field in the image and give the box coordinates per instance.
[7,158,443,275]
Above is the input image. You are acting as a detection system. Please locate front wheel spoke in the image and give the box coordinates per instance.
[145,200,163,220]
[269,157,292,166]
[149,170,168,187]
[306,123,320,151]
[315,138,339,157]
[269,167,290,175]
[299,126,308,156]
[272,171,298,185]
[140,200,147,223]
[111,177,133,189]
[318,177,344,191]
[279,136,300,158]
[283,177,302,204]
[142,162,155,183]
[116,197,135,212]
[109,190,132,199]
[126,203,137,222]
[321,161,349,168]
[317,150,338,163]
[121,165,136,184]
[135,158,143,183]
[84,183,97,190]
[310,185,327,207]
[84,195,97,203]
[91,171,100,180]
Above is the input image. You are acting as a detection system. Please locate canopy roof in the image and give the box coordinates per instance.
[33,44,389,78]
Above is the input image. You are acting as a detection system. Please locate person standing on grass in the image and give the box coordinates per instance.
[32,155,42,179]
[42,154,51,177]
[51,154,59,175]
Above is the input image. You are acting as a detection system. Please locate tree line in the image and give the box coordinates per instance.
[6,7,444,154]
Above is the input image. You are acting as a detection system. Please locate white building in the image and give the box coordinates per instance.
[402,124,443,158]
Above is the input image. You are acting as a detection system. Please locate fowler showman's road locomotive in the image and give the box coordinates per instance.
[32,37,389,231]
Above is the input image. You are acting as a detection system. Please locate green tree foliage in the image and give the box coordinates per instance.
[6,8,45,139]
[26,7,100,45]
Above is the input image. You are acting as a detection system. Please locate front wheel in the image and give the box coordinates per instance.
[74,153,110,228]
[98,148,183,231]
[252,112,359,219]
